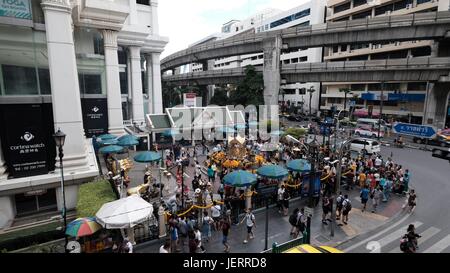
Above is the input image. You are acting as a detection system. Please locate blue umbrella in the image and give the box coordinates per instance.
[97,134,117,140]
[118,134,138,142]
[257,165,288,179]
[223,170,257,187]
[117,137,139,147]
[99,145,124,154]
[287,159,311,173]
[98,139,119,146]
[133,151,161,163]
[217,126,236,133]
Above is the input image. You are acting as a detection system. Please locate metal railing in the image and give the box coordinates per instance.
[261,236,305,253]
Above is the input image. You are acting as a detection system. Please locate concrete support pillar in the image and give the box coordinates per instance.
[56,184,79,211]
[263,35,282,107]
[129,46,145,125]
[145,54,154,114]
[103,30,125,135]
[423,83,450,128]
[41,0,89,170]
[158,206,166,238]
[431,41,439,57]
[0,138,7,181]
[0,196,14,229]
[150,0,159,36]
[151,53,164,114]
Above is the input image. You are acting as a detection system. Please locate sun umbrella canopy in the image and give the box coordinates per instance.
[97,134,117,141]
[118,134,139,142]
[257,164,288,179]
[223,170,257,187]
[133,151,161,163]
[98,139,119,146]
[99,145,124,154]
[66,217,102,237]
[287,159,311,173]
[117,137,139,147]
[95,195,153,229]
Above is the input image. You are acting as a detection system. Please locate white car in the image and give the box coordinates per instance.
[354,127,384,138]
[348,138,381,154]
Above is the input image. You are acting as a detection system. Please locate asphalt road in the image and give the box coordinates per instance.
[338,146,450,253]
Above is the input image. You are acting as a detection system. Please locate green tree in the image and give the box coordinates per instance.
[228,65,264,106]
[339,87,353,112]
[209,87,229,106]
[162,81,182,109]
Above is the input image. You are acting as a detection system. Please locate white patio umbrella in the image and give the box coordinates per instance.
[95,195,153,229]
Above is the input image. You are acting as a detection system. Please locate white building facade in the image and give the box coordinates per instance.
[0,0,167,228]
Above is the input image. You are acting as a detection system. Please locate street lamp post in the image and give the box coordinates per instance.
[53,129,68,253]
[307,87,315,117]
[330,137,357,237]
[378,83,385,140]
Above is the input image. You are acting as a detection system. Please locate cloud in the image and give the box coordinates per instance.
[159,0,309,58]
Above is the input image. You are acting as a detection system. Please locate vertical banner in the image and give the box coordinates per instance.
[0,104,50,178]
[81,98,109,138]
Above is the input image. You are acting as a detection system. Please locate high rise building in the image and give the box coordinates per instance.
[322,0,450,123]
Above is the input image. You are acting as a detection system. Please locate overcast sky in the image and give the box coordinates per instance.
[158,0,309,58]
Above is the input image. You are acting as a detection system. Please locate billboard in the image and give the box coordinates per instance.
[0,0,32,20]
[81,98,109,138]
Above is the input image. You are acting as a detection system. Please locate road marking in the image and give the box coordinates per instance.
[389,226,441,253]
[377,221,423,250]
[343,213,411,252]
[423,234,450,253]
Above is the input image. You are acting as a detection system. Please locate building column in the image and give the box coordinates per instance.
[145,54,154,114]
[424,83,450,128]
[263,35,282,107]
[41,0,89,169]
[0,196,15,229]
[103,30,125,135]
[150,0,160,36]
[151,53,164,114]
[0,138,7,181]
[129,46,145,125]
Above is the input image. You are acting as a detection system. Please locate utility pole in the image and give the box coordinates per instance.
[378,82,385,140]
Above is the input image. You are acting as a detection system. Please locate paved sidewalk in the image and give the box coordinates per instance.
[135,189,405,253]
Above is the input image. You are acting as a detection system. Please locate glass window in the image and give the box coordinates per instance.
[120,71,128,94]
[38,68,51,95]
[79,73,102,94]
[2,65,38,95]
[407,82,427,91]
[394,0,413,11]
[299,56,308,62]
[375,4,394,16]
[351,84,366,91]
[136,0,150,5]
[352,10,372,19]
[417,0,431,4]
[411,46,431,57]
[334,2,351,13]
[354,0,368,7]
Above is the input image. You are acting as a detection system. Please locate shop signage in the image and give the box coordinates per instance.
[183,93,196,107]
[0,0,31,20]
[2,105,49,178]
[81,98,108,138]
[24,189,47,196]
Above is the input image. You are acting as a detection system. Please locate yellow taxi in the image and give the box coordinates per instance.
[283,244,343,253]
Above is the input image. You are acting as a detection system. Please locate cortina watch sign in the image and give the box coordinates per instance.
[21,131,34,142]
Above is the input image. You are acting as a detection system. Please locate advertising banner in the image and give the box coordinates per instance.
[1,104,50,178]
[81,98,108,138]
[0,0,32,20]
[183,93,196,107]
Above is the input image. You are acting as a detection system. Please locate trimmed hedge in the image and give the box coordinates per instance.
[285,127,308,139]
[0,222,63,252]
[76,179,117,218]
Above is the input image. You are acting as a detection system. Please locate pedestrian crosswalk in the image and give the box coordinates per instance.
[344,219,450,253]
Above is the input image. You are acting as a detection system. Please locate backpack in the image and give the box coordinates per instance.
[344,199,352,212]
[289,214,297,226]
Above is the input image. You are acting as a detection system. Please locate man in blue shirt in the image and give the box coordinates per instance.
[360,185,370,212]
[403,170,410,194]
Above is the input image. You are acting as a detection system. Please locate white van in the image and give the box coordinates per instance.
[348,138,381,154]
[357,118,388,131]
